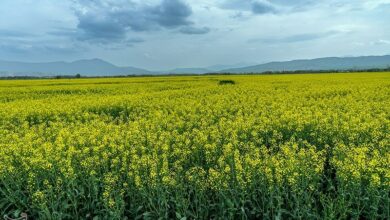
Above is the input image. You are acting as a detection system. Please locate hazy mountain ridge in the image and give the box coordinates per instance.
[1,55,390,76]
[0,58,151,76]
[221,55,390,73]
[163,68,212,74]
[162,63,256,74]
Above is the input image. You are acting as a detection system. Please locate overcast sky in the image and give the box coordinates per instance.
[0,0,389,70]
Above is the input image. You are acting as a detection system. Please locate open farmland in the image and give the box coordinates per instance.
[0,73,389,219]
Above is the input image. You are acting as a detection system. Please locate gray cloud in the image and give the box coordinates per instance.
[0,39,84,55]
[220,0,253,11]
[219,0,280,15]
[269,0,316,6]
[269,0,319,12]
[47,28,79,38]
[73,0,205,43]
[0,30,36,38]
[223,0,388,16]
[220,0,320,15]
[151,0,193,28]
[249,31,339,44]
[77,13,128,41]
[371,39,390,45]
[0,29,83,55]
[251,1,277,14]
[179,26,210,34]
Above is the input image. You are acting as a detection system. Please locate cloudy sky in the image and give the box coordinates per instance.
[0,0,389,70]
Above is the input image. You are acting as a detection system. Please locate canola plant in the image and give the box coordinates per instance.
[0,73,389,219]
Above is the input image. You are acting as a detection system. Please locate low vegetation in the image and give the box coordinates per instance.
[218,80,236,85]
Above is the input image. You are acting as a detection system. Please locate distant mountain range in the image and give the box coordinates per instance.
[0,58,151,76]
[1,55,390,76]
[164,68,212,74]
[222,55,390,73]
[161,63,256,74]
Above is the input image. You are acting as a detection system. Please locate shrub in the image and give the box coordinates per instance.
[218,80,235,85]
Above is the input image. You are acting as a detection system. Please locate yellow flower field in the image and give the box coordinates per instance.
[0,73,389,219]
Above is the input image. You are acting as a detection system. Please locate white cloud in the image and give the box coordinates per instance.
[371,39,390,45]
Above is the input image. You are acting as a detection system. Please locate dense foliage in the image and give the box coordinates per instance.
[0,73,389,219]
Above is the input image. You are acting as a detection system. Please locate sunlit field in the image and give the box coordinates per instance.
[0,73,389,219]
